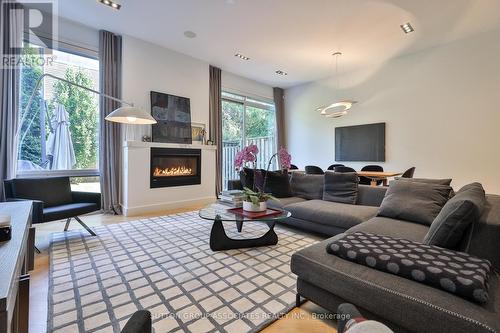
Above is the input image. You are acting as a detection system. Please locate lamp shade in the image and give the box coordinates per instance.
[105,106,157,125]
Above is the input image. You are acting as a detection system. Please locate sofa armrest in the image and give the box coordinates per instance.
[6,198,44,224]
[72,191,101,209]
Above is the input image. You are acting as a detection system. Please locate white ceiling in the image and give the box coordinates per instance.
[57,0,500,88]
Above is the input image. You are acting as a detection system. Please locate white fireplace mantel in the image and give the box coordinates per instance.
[121,140,217,216]
[123,140,217,150]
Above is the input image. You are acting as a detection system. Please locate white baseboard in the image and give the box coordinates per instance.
[121,196,216,216]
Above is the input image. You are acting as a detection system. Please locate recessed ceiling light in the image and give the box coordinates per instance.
[400,22,414,34]
[275,70,288,76]
[98,0,121,10]
[184,31,197,38]
[235,53,250,61]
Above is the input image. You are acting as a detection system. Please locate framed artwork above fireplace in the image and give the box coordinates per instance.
[151,91,192,144]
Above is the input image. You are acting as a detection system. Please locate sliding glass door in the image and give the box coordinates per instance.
[221,92,276,190]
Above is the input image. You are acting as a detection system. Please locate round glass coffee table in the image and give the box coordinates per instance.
[199,203,291,251]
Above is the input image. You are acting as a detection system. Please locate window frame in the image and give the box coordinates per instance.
[16,40,100,178]
[221,90,277,149]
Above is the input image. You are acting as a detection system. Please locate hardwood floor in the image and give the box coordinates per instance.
[29,206,337,333]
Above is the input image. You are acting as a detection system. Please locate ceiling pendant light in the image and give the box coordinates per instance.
[316,52,356,118]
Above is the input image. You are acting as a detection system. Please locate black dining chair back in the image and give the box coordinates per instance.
[359,165,384,185]
[327,164,344,171]
[305,165,325,175]
[290,164,299,170]
[334,166,356,173]
[401,167,416,178]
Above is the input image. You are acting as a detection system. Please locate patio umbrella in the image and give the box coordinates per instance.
[46,103,76,170]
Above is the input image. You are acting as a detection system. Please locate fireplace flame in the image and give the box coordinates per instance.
[153,166,194,177]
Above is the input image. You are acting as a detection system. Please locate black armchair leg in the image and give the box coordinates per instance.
[74,216,97,236]
[64,217,96,236]
[64,218,71,231]
[296,293,302,308]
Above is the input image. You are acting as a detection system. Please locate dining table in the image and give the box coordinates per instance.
[356,171,403,187]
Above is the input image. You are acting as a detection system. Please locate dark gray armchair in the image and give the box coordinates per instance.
[3,177,101,236]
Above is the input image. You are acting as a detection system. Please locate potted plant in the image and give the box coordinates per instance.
[234,145,292,212]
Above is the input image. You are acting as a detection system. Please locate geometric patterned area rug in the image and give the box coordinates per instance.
[48,211,321,333]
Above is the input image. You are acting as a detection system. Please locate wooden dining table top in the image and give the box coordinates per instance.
[356,171,402,178]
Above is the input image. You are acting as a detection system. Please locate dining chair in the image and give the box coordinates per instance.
[359,165,384,185]
[334,166,356,173]
[401,167,416,178]
[327,164,344,171]
[305,165,325,175]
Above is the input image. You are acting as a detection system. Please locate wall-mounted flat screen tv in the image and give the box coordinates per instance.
[151,91,192,144]
[335,123,385,162]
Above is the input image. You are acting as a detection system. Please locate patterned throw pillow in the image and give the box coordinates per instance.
[327,232,491,304]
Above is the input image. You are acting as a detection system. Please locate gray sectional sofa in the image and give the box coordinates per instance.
[264,173,500,333]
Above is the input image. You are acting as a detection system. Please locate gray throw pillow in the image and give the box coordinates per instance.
[424,183,486,249]
[323,172,359,204]
[395,177,452,186]
[290,172,324,200]
[377,180,452,225]
[395,177,455,197]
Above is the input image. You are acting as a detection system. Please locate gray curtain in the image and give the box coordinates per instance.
[99,30,122,214]
[273,87,286,149]
[209,66,222,195]
[0,0,22,201]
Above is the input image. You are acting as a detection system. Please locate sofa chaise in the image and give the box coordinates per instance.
[260,172,500,333]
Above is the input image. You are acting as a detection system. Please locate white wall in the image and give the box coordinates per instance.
[285,28,500,194]
[222,71,274,101]
[122,35,210,140]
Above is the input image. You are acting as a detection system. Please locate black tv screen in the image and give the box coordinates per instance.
[335,123,385,162]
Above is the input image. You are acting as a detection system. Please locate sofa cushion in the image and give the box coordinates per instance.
[323,172,359,204]
[263,171,293,198]
[12,177,73,208]
[347,217,429,242]
[396,177,455,197]
[290,172,324,200]
[424,183,486,249]
[395,177,453,186]
[285,200,378,229]
[267,196,306,210]
[378,180,452,226]
[291,237,500,333]
[240,168,256,189]
[327,232,492,304]
[43,203,99,222]
[356,185,387,207]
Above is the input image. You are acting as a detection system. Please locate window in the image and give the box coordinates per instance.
[17,43,100,191]
[221,91,277,189]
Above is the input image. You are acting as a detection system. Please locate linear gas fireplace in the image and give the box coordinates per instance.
[150,147,201,188]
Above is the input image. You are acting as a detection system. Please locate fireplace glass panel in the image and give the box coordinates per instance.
[150,148,201,188]
[152,156,198,177]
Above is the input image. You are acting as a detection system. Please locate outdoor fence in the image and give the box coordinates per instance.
[222,136,276,190]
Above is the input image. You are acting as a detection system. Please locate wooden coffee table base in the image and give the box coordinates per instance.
[209,216,278,251]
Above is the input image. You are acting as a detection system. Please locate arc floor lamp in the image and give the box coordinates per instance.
[18,73,157,133]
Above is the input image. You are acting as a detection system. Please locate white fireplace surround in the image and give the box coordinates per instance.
[122,141,217,216]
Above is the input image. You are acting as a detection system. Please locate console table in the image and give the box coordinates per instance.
[0,202,35,333]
